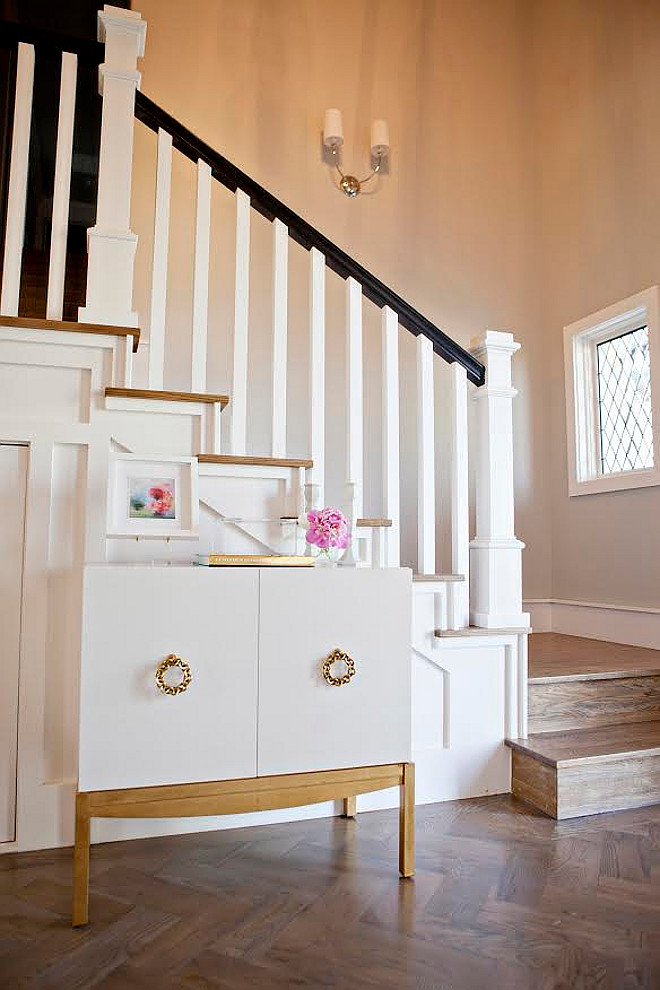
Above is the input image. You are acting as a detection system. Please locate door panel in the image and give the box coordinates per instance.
[258,569,412,776]
[79,566,259,791]
[0,444,27,843]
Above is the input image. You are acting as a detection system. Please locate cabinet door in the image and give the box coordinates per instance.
[79,566,258,791]
[258,569,411,776]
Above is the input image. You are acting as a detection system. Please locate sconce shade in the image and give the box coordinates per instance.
[323,108,344,148]
[370,119,390,156]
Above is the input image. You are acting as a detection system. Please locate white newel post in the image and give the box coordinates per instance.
[78,6,146,329]
[469,331,528,629]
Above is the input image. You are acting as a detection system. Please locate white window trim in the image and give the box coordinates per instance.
[564,286,660,496]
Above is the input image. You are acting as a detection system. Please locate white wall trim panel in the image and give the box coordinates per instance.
[0,444,27,842]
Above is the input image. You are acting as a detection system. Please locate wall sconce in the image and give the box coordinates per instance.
[323,109,390,198]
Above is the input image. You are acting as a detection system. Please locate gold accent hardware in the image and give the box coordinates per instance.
[155,654,192,696]
[197,554,313,567]
[321,649,356,687]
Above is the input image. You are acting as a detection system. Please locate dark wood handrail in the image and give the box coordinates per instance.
[0,21,104,66]
[135,92,485,385]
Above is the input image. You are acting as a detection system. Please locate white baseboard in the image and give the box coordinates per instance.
[524,598,660,649]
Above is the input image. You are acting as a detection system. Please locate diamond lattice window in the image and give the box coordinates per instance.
[597,326,654,474]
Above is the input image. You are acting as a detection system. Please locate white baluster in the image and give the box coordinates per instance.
[417,335,435,575]
[346,277,363,518]
[271,218,288,457]
[148,128,172,389]
[341,481,359,567]
[0,42,34,317]
[46,51,77,321]
[79,6,146,327]
[230,189,250,454]
[382,305,400,567]
[309,247,325,505]
[302,482,322,557]
[450,363,470,627]
[191,159,211,391]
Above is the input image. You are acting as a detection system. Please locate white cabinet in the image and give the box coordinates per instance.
[79,566,259,791]
[79,566,411,792]
[257,569,411,776]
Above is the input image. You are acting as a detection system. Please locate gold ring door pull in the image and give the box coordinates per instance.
[155,655,193,696]
[321,649,356,687]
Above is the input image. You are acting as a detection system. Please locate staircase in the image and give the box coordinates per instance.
[506,633,660,819]
[0,7,534,852]
[0,8,525,608]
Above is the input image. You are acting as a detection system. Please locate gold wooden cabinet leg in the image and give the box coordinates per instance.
[342,795,357,818]
[72,793,90,927]
[399,762,415,878]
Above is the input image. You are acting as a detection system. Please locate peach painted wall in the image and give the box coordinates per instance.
[129,0,555,597]
[530,0,660,607]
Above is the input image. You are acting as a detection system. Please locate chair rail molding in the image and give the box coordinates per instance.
[78,5,146,330]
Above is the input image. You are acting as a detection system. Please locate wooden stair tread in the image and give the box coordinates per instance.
[198,454,313,469]
[355,518,392,528]
[507,720,660,768]
[413,573,464,583]
[106,387,229,406]
[1,315,140,352]
[529,632,660,682]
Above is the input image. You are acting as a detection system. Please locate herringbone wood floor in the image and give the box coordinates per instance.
[2,795,660,989]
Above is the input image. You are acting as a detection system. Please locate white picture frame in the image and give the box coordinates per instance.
[107,454,199,539]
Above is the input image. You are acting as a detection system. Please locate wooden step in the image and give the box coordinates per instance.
[198,454,313,469]
[507,721,660,819]
[529,633,660,733]
[105,387,229,406]
[355,518,392,528]
[1,315,140,352]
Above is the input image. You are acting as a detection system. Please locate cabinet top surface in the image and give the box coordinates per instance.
[85,563,412,576]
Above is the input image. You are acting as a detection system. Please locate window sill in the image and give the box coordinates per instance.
[569,466,660,496]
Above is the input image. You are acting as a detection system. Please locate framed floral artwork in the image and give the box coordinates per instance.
[107,454,199,539]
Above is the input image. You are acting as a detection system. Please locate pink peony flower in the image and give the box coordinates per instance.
[305,507,350,551]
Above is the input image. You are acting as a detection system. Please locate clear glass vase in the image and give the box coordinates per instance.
[314,549,339,568]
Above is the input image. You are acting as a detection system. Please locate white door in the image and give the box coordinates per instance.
[0,444,27,843]
[258,569,412,776]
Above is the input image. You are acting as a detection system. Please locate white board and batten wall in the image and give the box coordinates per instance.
[0,326,517,852]
[0,445,27,843]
